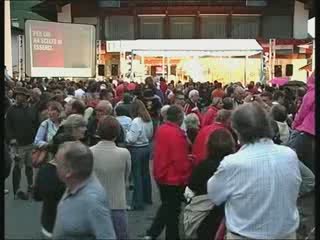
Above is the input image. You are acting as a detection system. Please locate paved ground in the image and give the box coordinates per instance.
[5,165,314,240]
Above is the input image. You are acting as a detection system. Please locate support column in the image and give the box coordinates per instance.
[162,55,165,78]
[312,39,315,72]
[167,57,170,79]
[244,55,248,86]
[130,52,134,81]
[260,52,264,83]
[5,0,12,76]
[18,35,25,81]
[141,56,145,81]
[119,51,126,78]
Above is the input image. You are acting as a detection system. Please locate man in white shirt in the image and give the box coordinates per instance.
[74,83,86,99]
[207,102,301,240]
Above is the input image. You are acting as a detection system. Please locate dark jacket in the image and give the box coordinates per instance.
[189,158,219,195]
[87,115,125,147]
[155,88,165,104]
[34,162,65,233]
[5,104,38,145]
[141,97,162,120]
[188,158,225,240]
[4,143,12,179]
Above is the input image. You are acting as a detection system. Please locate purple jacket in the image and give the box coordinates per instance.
[292,73,315,136]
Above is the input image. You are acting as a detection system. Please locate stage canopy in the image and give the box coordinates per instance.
[106,39,263,57]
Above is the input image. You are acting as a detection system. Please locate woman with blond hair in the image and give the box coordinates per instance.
[126,99,154,210]
[34,101,63,148]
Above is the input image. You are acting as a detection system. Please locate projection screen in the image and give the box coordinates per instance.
[25,20,96,77]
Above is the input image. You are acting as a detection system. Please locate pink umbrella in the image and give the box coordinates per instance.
[270,77,289,86]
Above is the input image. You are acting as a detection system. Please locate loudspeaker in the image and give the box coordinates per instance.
[285,64,293,76]
[98,64,105,76]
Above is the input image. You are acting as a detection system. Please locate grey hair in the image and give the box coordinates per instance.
[215,110,232,124]
[61,114,87,134]
[96,100,113,115]
[188,89,199,99]
[160,105,170,120]
[231,102,273,144]
[233,86,245,95]
[57,141,93,180]
[184,113,200,129]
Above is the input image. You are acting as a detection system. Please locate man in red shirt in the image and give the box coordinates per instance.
[146,105,192,240]
[192,110,233,165]
[211,82,225,99]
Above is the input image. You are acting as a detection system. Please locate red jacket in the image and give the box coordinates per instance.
[192,122,227,166]
[160,81,168,94]
[153,122,193,186]
[202,106,219,127]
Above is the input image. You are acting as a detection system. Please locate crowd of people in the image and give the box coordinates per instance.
[4,72,315,240]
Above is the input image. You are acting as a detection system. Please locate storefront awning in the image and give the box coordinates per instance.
[107,39,263,57]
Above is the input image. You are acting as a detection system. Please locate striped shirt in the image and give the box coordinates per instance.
[207,139,301,239]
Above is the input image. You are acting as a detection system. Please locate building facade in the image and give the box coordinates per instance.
[33,0,312,40]
[32,0,313,82]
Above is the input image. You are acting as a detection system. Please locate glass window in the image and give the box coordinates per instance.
[140,17,164,39]
[274,65,282,77]
[170,17,195,39]
[98,0,120,7]
[201,15,227,39]
[286,64,293,77]
[231,16,260,38]
[105,16,134,40]
[246,0,268,6]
